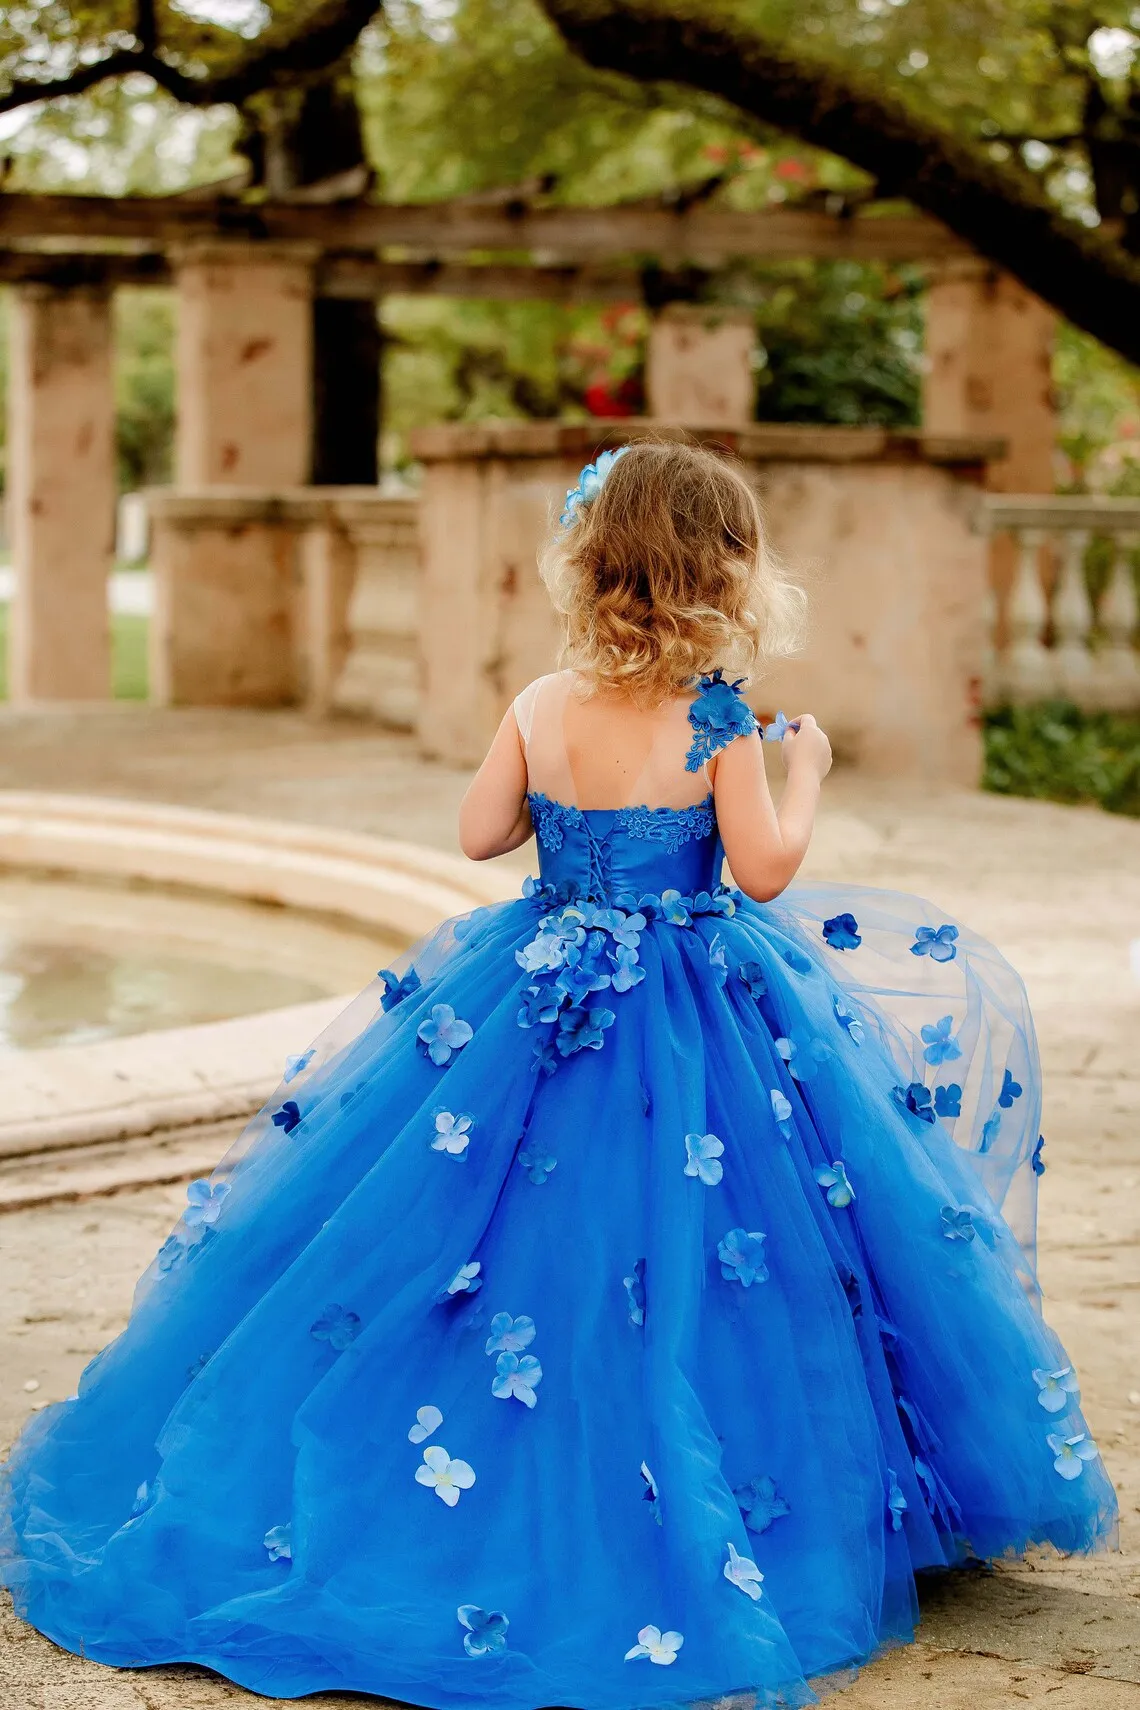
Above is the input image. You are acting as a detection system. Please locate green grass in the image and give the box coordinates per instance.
[0,607,148,700]
[983,701,1140,818]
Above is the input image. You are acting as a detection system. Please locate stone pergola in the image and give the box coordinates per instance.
[1,189,1057,710]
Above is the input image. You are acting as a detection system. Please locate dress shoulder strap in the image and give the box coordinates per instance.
[684,672,758,773]
[512,675,557,752]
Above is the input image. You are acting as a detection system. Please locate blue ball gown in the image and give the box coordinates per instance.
[0,675,1118,1709]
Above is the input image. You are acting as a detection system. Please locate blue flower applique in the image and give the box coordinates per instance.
[263,1523,292,1562]
[184,1179,229,1228]
[893,1082,935,1125]
[283,1049,313,1083]
[186,1351,212,1379]
[718,1228,769,1287]
[770,1089,794,1140]
[739,960,767,1000]
[517,984,563,1029]
[557,1004,615,1056]
[310,1303,361,1350]
[492,1352,543,1407]
[485,1313,536,1355]
[531,1037,559,1076]
[378,965,422,1011]
[560,446,628,528]
[781,946,814,975]
[685,670,758,772]
[724,1540,764,1601]
[624,1259,646,1327]
[625,1625,684,1665]
[913,1456,963,1530]
[708,933,728,987]
[443,1262,482,1298]
[734,1474,789,1534]
[822,913,862,951]
[659,889,692,926]
[609,944,645,993]
[775,1035,826,1081]
[1047,1431,1099,1480]
[408,1405,444,1444]
[458,1604,509,1657]
[999,1068,1024,1107]
[519,1149,557,1184]
[416,1445,476,1505]
[272,1100,302,1135]
[130,1480,152,1519]
[910,924,959,963]
[933,1084,962,1119]
[431,1111,473,1159]
[832,994,865,1044]
[156,1234,185,1273]
[921,1015,962,1067]
[1032,1134,1047,1175]
[979,1110,1002,1153]
[516,917,584,976]
[554,959,613,1010]
[886,1471,908,1532]
[452,907,489,943]
[940,1204,978,1242]
[684,1131,725,1187]
[640,1460,662,1524]
[816,1161,855,1208]
[417,1004,474,1066]
[1033,1365,1080,1413]
[762,710,797,743]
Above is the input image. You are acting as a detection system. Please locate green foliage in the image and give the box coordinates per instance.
[983,700,1140,817]
[749,261,923,426]
[114,290,176,491]
[1055,322,1140,495]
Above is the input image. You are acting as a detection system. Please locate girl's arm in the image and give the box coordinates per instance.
[713,714,832,903]
[458,709,533,861]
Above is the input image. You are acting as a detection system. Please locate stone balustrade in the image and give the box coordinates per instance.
[979,495,1140,712]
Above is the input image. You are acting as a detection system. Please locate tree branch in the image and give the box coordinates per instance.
[0,0,385,117]
[538,0,1140,366]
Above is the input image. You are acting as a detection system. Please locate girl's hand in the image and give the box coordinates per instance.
[781,713,832,781]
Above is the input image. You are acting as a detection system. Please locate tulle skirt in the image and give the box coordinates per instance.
[0,881,1117,1706]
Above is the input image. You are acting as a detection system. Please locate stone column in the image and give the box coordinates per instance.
[7,283,116,703]
[645,305,757,425]
[155,244,316,705]
[925,263,1056,676]
[173,241,315,486]
[923,263,1055,494]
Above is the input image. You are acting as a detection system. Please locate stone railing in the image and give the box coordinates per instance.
[146,488,419,726]
[978,495,1140,711]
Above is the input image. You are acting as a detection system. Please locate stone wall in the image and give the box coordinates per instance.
[409,421,1002,784]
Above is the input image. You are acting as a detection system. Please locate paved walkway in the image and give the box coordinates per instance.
[1,706,1138,1710]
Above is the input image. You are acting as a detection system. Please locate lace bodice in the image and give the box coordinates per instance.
[527,790,723,904]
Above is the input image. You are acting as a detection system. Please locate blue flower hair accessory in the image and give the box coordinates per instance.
[560,447,629,528]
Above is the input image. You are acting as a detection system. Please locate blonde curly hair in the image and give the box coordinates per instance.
[539,439,805,703]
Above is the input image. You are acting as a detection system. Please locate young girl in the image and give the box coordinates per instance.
[1,440,1117,1708]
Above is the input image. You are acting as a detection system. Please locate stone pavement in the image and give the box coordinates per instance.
[1,706,1138,1710]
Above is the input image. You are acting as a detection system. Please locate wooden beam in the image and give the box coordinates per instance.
[0,250,649,300]
[0,191,969,262]
[319,256,645,301]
